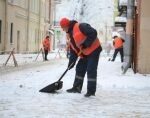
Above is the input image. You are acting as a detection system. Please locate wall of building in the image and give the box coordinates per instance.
[0,0,6,52]
[137,0,150,73]
[0,0,51,53]
[15,6,28,52]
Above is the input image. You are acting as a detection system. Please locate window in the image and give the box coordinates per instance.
[17,30,20,51]
[10,23,13,44]
[0,20,2,43]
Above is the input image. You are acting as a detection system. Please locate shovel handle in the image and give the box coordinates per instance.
[58,62,75,81]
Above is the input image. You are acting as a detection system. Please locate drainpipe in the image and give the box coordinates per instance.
[122,0,135,74]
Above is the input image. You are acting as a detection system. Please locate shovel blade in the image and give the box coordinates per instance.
[39,81,63,93]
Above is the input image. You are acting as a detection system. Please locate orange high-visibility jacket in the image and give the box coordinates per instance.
[42,38,50,51]
[70,23,100,56]
[113,37,124,49]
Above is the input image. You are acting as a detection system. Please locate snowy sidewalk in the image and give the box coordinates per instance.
[0,50,67,66]
[0,51,67,75]
[0,56,150,118]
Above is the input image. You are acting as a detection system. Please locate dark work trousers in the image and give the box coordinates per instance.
[73,46,102,94]
[112,47,124,62]
[44,50,48,60]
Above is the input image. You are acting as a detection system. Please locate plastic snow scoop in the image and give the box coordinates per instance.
[39,62,74,93]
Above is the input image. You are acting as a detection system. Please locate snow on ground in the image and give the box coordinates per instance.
[0,52,150,118]
[0,49,67,67]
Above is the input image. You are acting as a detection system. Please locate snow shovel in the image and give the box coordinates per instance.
[39,62,74,93]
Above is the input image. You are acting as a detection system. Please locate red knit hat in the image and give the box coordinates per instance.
[60,18,70,28]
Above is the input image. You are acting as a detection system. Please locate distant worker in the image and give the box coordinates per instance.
[60,17,102,97]
[42,36,50,61]
[111,35,124,62]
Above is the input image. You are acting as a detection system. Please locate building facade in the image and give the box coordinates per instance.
[0,0,52,53]
[136,0,150,74]
[113,0,150,74]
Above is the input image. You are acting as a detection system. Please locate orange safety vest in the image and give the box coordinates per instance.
[113,37,123,49]
[42,38,50,51]
[71,23,100,56]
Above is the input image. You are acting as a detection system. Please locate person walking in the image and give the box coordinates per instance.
[111,35,124,62]
[59,18,102,97]
[42,36,50,61]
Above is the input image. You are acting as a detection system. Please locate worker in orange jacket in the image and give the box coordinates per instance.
[42,36,50,61]
[111,35,124,62]
[60,18,102,97]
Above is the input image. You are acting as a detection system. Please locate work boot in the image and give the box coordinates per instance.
[84,92,95,97]
[66,87,81,93]
[111,59,114,62]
